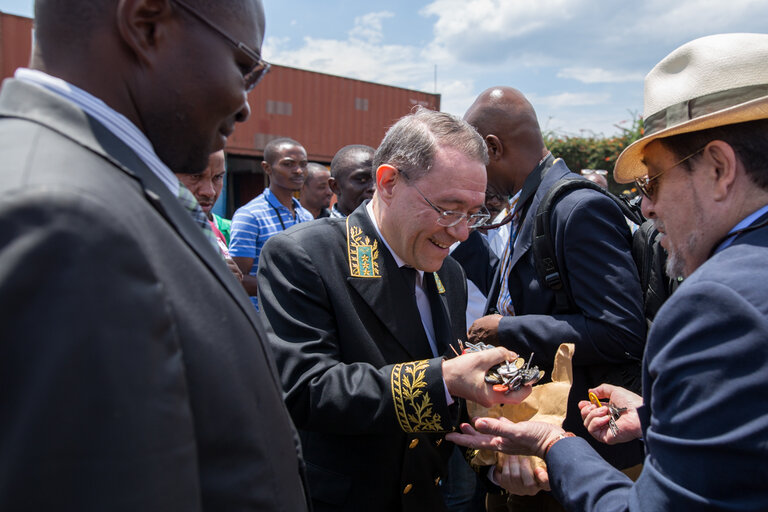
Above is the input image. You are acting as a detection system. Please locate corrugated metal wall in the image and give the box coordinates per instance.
[229,65,440,162]
[0,12,33,81]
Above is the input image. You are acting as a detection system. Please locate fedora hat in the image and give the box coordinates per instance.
[614,33,768,183]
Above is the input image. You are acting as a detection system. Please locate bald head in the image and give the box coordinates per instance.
[464,86,547,195]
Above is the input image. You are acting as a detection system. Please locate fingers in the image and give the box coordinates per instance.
[589,383,617,400]
[534,466,551,492]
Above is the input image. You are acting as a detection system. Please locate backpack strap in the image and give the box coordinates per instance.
[533,176,635,313]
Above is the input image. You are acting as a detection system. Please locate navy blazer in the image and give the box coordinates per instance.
[257,205,468,512]
[490,157,646,468]
[0,79,309,511]
[545,216,768,511]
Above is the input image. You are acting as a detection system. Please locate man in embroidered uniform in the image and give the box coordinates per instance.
[230,136,313,309]
[0,0,309,510]
[448,33,768,512]
[257,108,530,512]
[463,87,646,509]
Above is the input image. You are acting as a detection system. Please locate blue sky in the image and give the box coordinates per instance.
[2,0,766,137]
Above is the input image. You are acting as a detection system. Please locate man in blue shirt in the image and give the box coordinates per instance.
[230,137,313,309]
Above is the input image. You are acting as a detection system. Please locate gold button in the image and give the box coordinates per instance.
[436,439,443,447]
[409,439,419,449]
[403,484,413,495]
[434,477,442,487]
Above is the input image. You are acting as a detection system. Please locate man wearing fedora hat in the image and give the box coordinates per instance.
[446,32,768,511]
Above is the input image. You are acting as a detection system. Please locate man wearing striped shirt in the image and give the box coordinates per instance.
[230,137,313,309]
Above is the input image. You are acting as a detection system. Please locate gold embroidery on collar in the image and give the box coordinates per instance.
[433,272,445,294]
[346,217,380,278]
[391,360,444,433]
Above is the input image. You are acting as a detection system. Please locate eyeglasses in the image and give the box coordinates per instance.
[635,146,706,200]
[398,169,490,228]
[171,0,271,92]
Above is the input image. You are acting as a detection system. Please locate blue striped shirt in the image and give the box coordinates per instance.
[230,188,313,309]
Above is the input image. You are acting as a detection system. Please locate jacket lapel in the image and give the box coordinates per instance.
[0,79,262,331]
[344,208,434,360]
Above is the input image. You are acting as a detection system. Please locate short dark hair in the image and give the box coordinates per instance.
[305,162,329,183]
[263,137,303,166]
[659,119,768,191]
[373,107,488,182]
[330,145,374,178]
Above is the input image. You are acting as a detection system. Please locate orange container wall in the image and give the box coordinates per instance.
[228,65,440,162]
[0,13,33,81]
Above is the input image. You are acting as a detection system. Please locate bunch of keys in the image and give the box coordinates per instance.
[588,392,627,437]
[458,341,545,394]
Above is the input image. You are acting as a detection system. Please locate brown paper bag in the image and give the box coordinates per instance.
[467,343,575,468]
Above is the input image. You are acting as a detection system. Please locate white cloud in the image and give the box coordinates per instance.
[558,67,645,84]
[349,11,394,45]
[264,36,430,88]
[529,91,611,109]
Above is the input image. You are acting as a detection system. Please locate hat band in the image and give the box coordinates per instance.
[644,83,768,136]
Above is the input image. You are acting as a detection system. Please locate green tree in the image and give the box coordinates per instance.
[543,114,643,196]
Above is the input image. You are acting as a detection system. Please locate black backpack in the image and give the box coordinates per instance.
[532,176,679,328]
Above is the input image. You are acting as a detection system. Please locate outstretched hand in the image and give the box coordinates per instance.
[493,453,550,496]
[446,416,563,459]
[578,383,643,445]
[442,346,532,407]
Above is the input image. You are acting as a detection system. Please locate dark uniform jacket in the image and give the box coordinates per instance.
[547,214,768,511]
[0,79,310,511]
[257,204,468,512]
[487,156,646,469]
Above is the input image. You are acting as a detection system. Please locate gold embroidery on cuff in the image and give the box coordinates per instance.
[391,360,443,432]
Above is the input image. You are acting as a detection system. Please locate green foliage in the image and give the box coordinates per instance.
[543,114,643,195]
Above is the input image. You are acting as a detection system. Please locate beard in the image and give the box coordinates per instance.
[657,222,702,280]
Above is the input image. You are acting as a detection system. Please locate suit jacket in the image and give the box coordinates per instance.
[546,216,768,511]
[489,157,646,468]
[257,205,468,512]
[0,79,309,511]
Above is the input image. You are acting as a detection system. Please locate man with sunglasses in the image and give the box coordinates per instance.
[0,0,308,510]
[257,107,533,512]
[448,33,768,511]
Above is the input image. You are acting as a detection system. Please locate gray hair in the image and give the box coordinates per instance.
[373,107,488,181]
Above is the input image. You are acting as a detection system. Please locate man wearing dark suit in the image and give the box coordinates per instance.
[447,33,768,511]
[257,107,531,512]
[0,0,309,510]
[462,87,646,508]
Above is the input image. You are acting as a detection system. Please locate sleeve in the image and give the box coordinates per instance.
[228,207,259,259]
[257,230,455,436]
[547,277,768,511]
[498,191,646,367]
[0,190,201,511]
[640,278,768,508]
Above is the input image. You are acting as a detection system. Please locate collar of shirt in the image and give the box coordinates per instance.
[14,68,179,194]
[715,203,768,253]
[264,188,302,212]
[365,201,424,282]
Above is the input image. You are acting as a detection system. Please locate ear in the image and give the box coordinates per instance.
[328,176,341,196]
[704,140,738,201]
[485,135,503,162]
[116,0,175,67]
[261,160,272,176]
[375,164,399,206]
